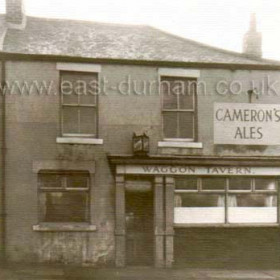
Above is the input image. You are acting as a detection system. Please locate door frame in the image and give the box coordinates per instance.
[115,174,175,268]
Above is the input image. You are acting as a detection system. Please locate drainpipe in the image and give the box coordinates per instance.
[0,58,6,264]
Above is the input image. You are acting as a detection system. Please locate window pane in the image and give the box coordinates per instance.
[228,194,277,223]
[201,177,226,191]
[41,192,88,222]
[179,91,194,110]
[255,178,276,190]
[61,72,78,104]
[179,112,194,139]
[163,112,177,138]
[179,80,195,110]
[79,73,98,105]
[62,107,79,134]
[67,174,89,189]
[40,174,63,189]
[63,91,78,104]
[229,177,251,190]
[80,92,97,105]
[177,193,225,207]
[174,193,225,224]
[80,107,96,135]
[175,177,197,191]
[229,194,277,207]
[162,80,177,109]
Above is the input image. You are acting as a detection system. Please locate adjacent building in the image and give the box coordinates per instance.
[1,0,280,268]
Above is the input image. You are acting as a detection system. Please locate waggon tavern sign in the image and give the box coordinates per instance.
[214,103,280,145]
[116,165,280,176]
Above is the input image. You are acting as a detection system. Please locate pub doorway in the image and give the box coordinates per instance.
[125,186,154,266]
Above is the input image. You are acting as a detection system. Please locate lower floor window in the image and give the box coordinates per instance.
[174,177,278,224]
[38,171,90,223]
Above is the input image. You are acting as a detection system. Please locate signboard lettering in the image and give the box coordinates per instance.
[214,103,280,145]
[116,165,280,176]
[117,165,280,176]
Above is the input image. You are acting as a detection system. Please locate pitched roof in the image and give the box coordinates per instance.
[2,16,280,66]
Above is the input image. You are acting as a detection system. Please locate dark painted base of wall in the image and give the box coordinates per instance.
[174,228,280,269]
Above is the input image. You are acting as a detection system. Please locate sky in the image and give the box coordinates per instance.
[0,0,280,60]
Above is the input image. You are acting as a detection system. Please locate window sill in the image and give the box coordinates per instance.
[158,141,203,149]
[33,223,97,232]
[56,137,103,145]
[174,223,279,228]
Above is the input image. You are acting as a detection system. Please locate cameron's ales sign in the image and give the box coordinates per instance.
[214,103,280,145]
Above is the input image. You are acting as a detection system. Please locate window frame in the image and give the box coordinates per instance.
[59,70,99,138]
[160,76,198,141]
[38,170,91,224]
[174,176,279,226]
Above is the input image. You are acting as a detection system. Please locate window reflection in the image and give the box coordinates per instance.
[255,178,276,190]
[229,194,277,207]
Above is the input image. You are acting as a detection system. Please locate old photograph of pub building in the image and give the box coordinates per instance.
[1,0,280,272]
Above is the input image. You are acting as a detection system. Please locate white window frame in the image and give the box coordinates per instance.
[160,76,197,141]
[159,68,201,146]
[56,63,103,145]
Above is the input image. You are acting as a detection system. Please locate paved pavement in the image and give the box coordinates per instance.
[2,265,280,280]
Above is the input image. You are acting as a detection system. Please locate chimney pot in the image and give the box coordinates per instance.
[243,13,262,58]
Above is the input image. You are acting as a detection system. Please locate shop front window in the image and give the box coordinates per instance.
[228,178,277,224]
[174,177,278,225]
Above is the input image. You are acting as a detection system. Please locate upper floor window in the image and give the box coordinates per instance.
[60,71,98,137]
[161,77,197,140]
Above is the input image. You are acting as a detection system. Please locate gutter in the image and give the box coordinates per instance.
[0,58,6,263]
[0,51,280,71]
[107,154,280,167]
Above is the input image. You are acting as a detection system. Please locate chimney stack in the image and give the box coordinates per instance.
[5,0,26,30]
[243,13,262,58]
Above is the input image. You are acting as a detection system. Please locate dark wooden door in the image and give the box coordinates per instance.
[126,189,153,266]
